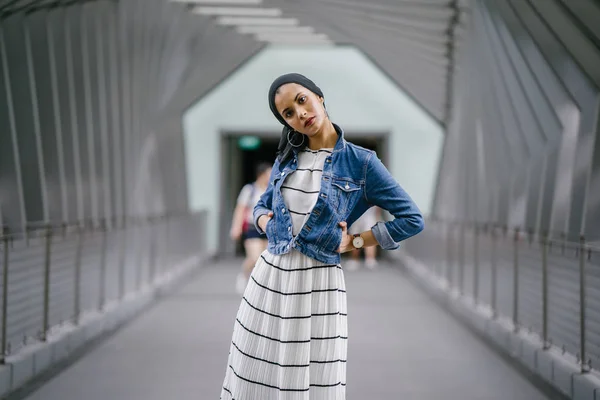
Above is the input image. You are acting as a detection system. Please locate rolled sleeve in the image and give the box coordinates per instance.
[253,208,270,234]
[371,221,400,250]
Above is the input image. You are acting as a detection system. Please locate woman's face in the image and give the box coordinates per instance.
[274,83,327,137]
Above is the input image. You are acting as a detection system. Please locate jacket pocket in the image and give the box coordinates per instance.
[331,177,361,214]
[320,214,343,254]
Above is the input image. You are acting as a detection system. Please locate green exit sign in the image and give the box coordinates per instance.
[238,136,261,150]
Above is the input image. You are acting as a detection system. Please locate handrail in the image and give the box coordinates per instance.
[405,218,597,374]
[0,211,206,364]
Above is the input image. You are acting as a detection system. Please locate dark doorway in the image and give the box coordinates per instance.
[240,138,279,187]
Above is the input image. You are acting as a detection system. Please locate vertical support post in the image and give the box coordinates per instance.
[80,4,99,225]
[491,225,498,319]
[118,222,126,300]
[473,224,479,304]
[156,215,165,278]
[542,231,550,349]
[579,235,589,373]
[0,25,27,232]
[47,11,69,222]
[148,218,157,285]
[135,220,143,291]
[1,233,10,363]
[41,225,52,341]
[23,20,49,222]
[98,220,108,311]
[164,214,171,275]
[513,228,520,332]
[458,223,465,295]
[107,4,123,230]
[73,225,84,325]
[445,222,452,287]
[64,6,85,224]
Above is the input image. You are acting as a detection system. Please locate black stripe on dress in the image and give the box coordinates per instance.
[242,296,347,319]
[288,209,309,216]
[236,318,310,343]
[232,341,348,367]
[221,386,234,399]
[281,186,320,194]
[250,276,347,296]
[232,341,309,367]
[228,365,310,392]
[260,255,341,271]
[311,358,347,364]
[227,365,346,392]
[235,318,347,342]
[311,382,347,388]
[242,296,348,319]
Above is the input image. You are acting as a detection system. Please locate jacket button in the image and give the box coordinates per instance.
[345,183,350,190]
[281,172,285,176]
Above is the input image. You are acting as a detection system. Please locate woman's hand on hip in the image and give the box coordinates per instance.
[337,221,353,253]
[258,212,274,232]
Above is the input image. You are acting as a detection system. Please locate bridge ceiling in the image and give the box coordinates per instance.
[172,0,471,127]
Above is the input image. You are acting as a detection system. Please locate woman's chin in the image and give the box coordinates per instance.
[300,124,320,137]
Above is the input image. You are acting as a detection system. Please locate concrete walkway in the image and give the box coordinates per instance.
[21,259,553,400]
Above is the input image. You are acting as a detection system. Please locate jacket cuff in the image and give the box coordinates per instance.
[253,208,270,234]
[371,221,400,250]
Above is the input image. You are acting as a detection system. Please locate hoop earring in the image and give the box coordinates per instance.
[287,129,305,148]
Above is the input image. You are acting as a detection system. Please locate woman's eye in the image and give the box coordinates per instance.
[299,96,306,103]
[285,111,293,118]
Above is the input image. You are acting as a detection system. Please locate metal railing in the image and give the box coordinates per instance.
[0,211,206,363]
[404,218,599,374]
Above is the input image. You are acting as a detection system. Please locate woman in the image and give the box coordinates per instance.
[230,163,272,294]
[220,73,424,399]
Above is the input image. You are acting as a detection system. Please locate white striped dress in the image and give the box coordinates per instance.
[220,148,348,400]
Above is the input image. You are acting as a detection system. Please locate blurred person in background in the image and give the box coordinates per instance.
[346,206,381,270]
[220,73,423,399]
[229,162,272,294]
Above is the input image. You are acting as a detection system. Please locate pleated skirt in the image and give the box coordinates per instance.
[220,249,348,400]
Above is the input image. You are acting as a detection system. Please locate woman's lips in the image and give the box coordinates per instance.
[305,116,315,127]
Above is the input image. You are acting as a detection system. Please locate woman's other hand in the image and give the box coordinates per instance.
[258,211,274,232]
[230,226,242,241]
[337,221,353,253]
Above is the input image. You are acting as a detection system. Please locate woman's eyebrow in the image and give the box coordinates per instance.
[280,92,304,115]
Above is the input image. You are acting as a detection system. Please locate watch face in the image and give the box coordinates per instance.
[352,236,365,248]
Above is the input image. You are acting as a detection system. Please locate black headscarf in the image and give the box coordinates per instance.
[268,73,325,164]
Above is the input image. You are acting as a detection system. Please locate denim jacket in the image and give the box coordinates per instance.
[254,124,424,264]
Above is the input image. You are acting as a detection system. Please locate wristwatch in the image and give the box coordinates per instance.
[352,233,365,249]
